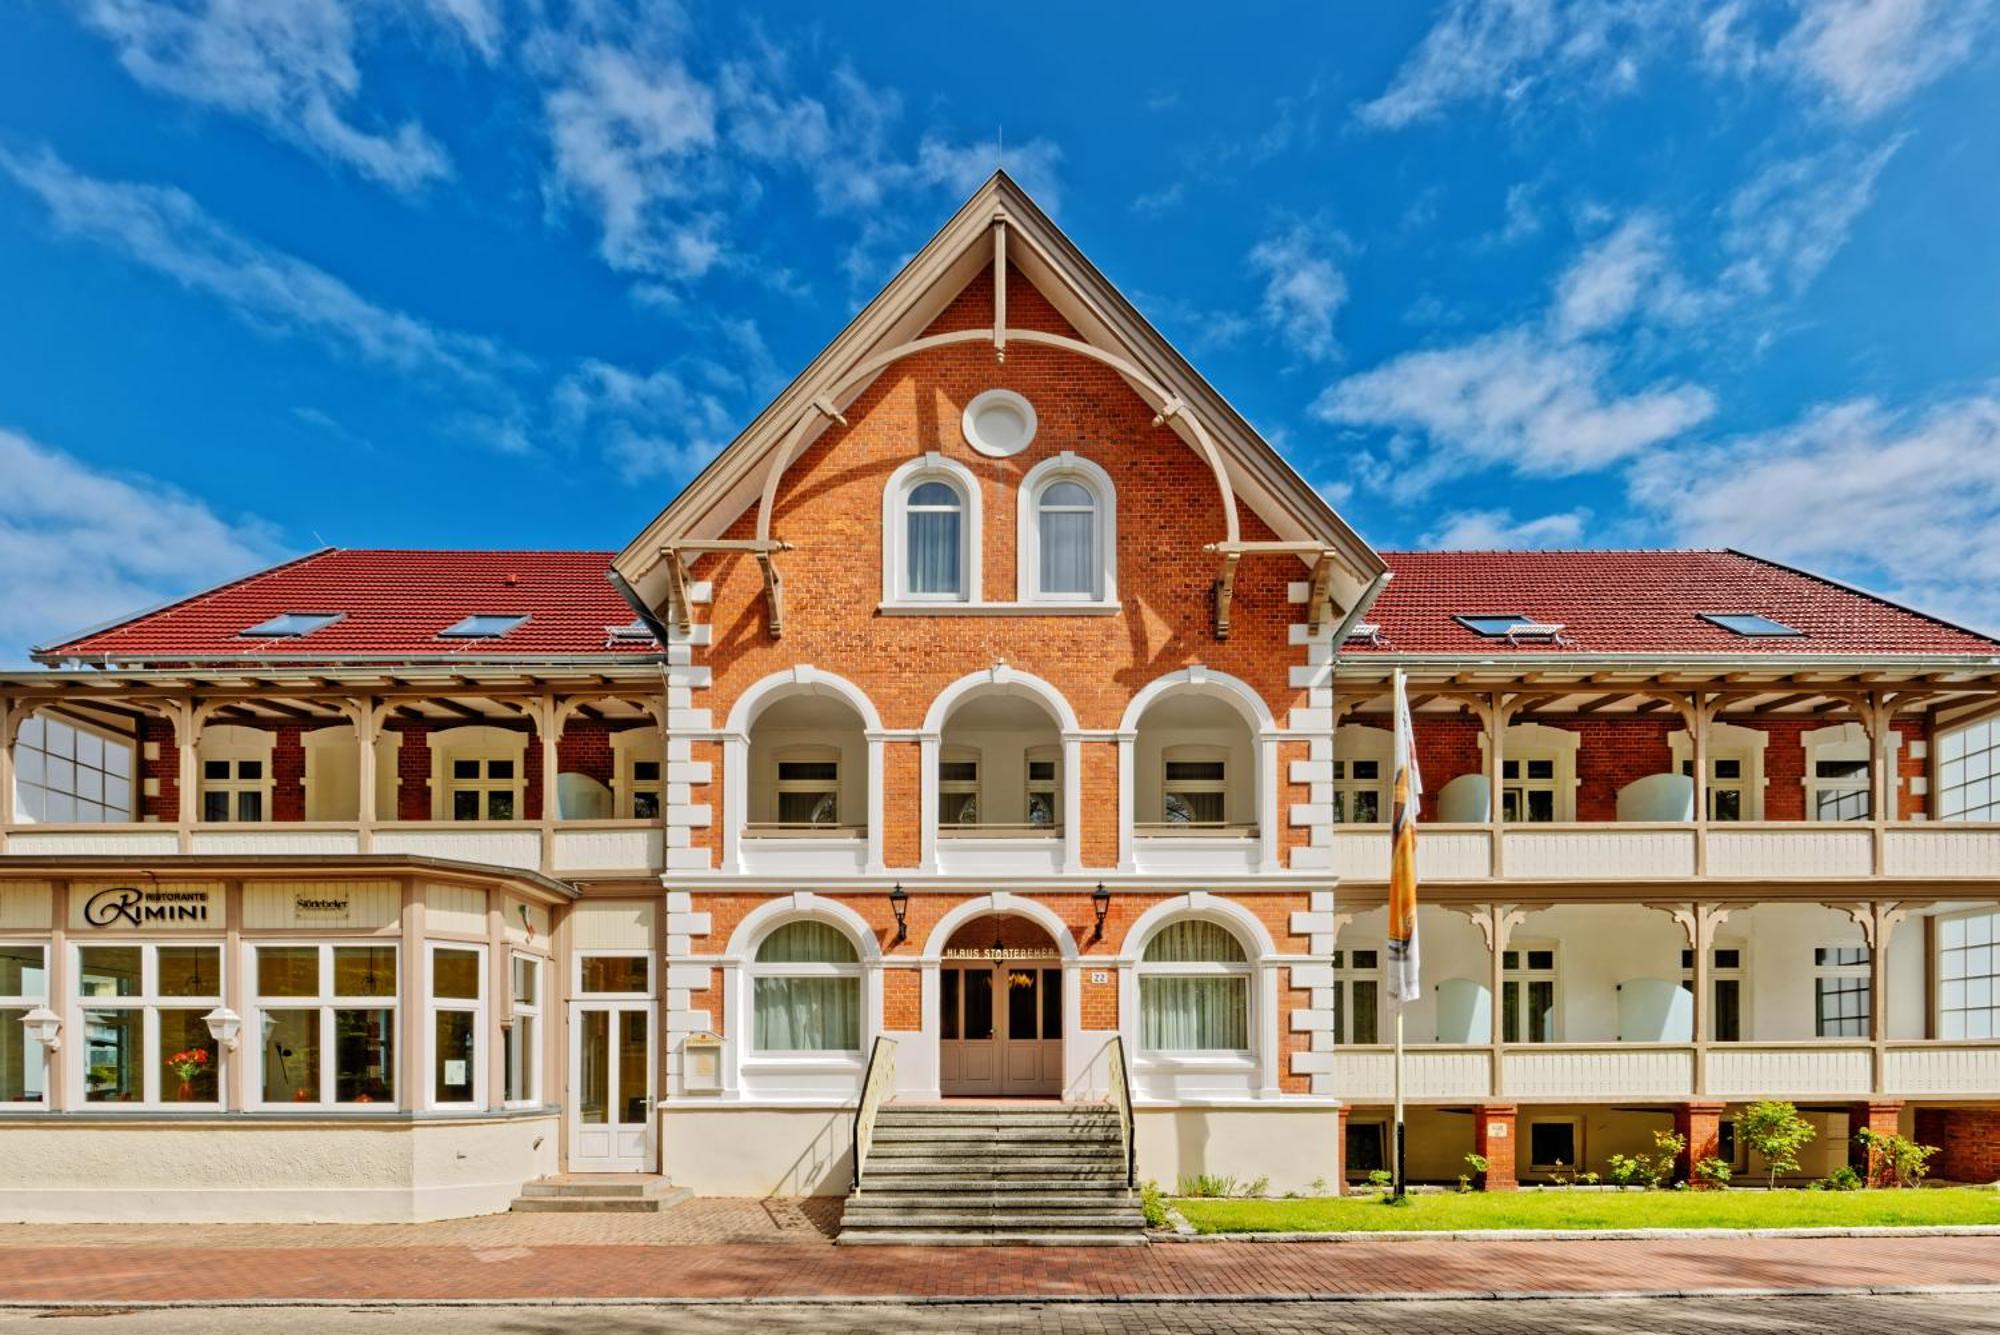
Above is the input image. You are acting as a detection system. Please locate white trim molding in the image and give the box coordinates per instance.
[881,453,983,605]
[1016,452,1118,605]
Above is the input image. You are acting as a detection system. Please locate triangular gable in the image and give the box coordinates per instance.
[613,171,1386,632]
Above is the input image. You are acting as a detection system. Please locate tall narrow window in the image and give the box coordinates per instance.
[1501,759,1557,823]
[630,760,662,820]
[1681,758,1746,821]
[448,757,518,821]
[1938,911,2000,1039]
[1332,948,1380,1044]
[0,945,49,1105]
[1025,748,1060,829]
[752,921,862,1052]
[1037,480,1099,598]
[1814,946,1871,1037]
[905,480,965,598]
[1138,920,1252,1053]
[1502,948,1558,1043]
[430,945,485,1107]
[1681,947,1744,1042]
[506,954,542,1105]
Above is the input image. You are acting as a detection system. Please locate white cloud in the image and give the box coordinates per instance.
[0,427,287,666]
[1779,0,1989,118]
[1631,394,2000,633]
[1719,136,1903,298]
[1552,212,1680,337]
[1314,327,1715,487]
[1247,223,1349,362]
[72,0,490,192]
[553,358,736,482]
[1423,507,1591,548]
[0,146,513,384]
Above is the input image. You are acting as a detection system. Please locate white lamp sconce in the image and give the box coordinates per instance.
[20,1007,61,1051]
[203,1006,244,1052]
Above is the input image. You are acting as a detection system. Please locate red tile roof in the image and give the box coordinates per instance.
[1356,550,2000,656]
[36,549,656,663]
[34,546,1998,665]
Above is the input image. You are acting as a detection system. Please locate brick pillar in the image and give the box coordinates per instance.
[1474,1103,1518,1191]
[1333,1105,1349,1189]
[1916,1107,2000,1183]
[1852,1099,1906,1185]
[1676,1101,1726,1186]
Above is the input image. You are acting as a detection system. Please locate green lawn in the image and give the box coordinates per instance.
[1172,1188,2000,1233]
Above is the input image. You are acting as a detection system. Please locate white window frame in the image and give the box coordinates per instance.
[1813,944,1872,1038]
[71,941,226,1110]
[882,454,983,607]
[748,919,865,1057]
[1158,744,1231,829]
[1016,453,1118,605]
[0,942,50,1108]
[610,729,665,821]
[1501,943,1560,1044]
[1680,944,1746,1042]
[196,724,276,825]
[769,745,842,829]
[1938,721,2000,822]
[1024,745,1061,831]
[247,941,400,1111]
[505,952,543,1107]
[1669,722,1768,822]
[1332,946,1381,1044]
[11,711,135,824]
[1136,918,1255,1057]
[426,942,487,1111]
[573,949,653,998]
[430,726,528,823]
[1936,909,2000,1040]
[1526,1115,1583,1173]
[938,746,982,827]
[1333,725,1393,825]
[1481,723,1580,823]
[1803,722,1893,824]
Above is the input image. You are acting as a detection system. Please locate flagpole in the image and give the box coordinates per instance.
[1393,1009,1406,1200]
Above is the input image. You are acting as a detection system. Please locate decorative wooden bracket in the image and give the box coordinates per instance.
[756,548,785,640]
[660,538,796,641]
[663,549,693,636]
[1305,552,1338,637]
[1213,549,1242,640]
[1202,540,1344,643]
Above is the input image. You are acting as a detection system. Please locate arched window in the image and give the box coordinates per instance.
[905,479,965,598]
[1018,455,1117,604]
[752,920,862,1052]
[1139,919,1251,1053]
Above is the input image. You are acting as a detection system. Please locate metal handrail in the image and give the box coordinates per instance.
[1107,1034,1137,1189]
[850,1035,898,1191]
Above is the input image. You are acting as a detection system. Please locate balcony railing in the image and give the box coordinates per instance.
[936,822,1062,839]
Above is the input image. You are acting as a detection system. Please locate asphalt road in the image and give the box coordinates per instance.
[3,1293,1997,1333]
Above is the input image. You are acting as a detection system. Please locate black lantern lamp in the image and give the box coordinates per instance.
[1091,883,1111,943]
[888,883,908,945]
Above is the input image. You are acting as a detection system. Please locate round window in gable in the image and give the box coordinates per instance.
[961,389,1038,458]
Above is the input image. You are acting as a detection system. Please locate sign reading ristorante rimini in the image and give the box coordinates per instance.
[69,883,223,930]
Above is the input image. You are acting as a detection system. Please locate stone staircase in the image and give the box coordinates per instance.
[837,1103,1148,1246]
[510,1174,692,1213]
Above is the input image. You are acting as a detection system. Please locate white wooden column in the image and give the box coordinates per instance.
[865,735,887,873]
[0,695,15,851]
[352,695,378,854]
[918,734,940,872]
[1060,733,1084,872]
[721,733,748,873]
[1256,732,1280,872]
[1116,731,1137,871]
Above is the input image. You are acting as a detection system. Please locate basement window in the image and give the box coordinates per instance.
[439,614,528,639]
[1700,612,1803,637]
[240,612,342,638]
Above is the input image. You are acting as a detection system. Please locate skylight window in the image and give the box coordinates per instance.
[606,619,656,642]
[240,612,342,638]
[440,614,528,639]
[1701,612,1803,638]
[1455,615,1538,636]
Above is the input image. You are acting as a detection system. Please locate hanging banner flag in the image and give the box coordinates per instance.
[1387,669,1423,1007]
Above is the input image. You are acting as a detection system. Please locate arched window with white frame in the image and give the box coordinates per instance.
[883,455,981,605]
[1138,918,1252,1053]
[751,920,863,1053]
[1017,454,1117,604]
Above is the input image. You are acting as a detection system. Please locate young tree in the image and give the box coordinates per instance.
[1739,1100,1816,1188]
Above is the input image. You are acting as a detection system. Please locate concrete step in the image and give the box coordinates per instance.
[871,1128,1123,1145]
[837,1230,1148,1247]
[845,1201,1139,1219]
[519,1175,684,1200]
[868,1140,1121,1156]
[510,1176,690,1214]
[840,1210,1147,1230]
[858,1181,1135,1197]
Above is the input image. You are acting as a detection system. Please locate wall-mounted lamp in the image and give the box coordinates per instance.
[19,1007,60,1051]
[888,883,908,945]
[202,1006,244,1052]
[1091,883,1111,943]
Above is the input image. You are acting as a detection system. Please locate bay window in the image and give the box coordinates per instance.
[75,943,222,1106]
[429,944,485,1107]
[12,713,133,823]
[1139,919,1251,1053]
[0,944,49,1104]
[751,920,861,1053]
[252,944,397,1107]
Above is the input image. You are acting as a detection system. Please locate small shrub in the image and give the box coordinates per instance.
[1609,1129,1686,1190]
[1607,1155,1647,1189]
[1307,1176,1329,1197]
[1856,1128,1940,1190]
[1816,1164,1863,1192]
[1693,1156,1733,1190]
[1366,1168,1393,1200]
[1460,1152,1489,1194]
[1177,1173,1240,1198]
[1242,1176,1270,1198]
[1739,1100,1817,1188]
[1139,1180,1168,1228]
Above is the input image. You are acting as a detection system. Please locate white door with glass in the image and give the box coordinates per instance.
[569,1002,656,1172]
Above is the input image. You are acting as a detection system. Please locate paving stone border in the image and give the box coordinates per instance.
[1153,1224,2000,1243]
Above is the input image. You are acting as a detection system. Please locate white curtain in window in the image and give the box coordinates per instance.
[1038,481,1096,596]
[757,921,859,963]
[1143,920,1247,963]
[1140,976,1248,1050]
[906,481,962,595]
[753,977,860,1050]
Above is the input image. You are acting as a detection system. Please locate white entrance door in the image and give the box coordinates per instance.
[940,962,1062,1097]
[569,1002,656,1172]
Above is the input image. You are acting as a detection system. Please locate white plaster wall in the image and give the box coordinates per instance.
[1338,906,1489,1042]
[1732,904,1868,1042]
[662,1106,855,1196]
[0,1116,557,1222]
[1134,1106,1338,1195]
[935,724,1059,825]
[1513,906,1684,1043]
[746,722,867,826]
[1133,723,1256,826]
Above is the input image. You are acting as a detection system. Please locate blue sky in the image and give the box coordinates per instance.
[2,0,1998,665]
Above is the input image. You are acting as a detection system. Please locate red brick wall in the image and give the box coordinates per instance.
[140,717,177,821]
[557,724,618,787]
[1915,1107,2000,1183]
[272,724,306,822]
[1474,1104,1518,1190]
[392,724,431,820]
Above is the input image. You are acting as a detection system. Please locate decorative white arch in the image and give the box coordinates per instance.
[1117,890,1283,1097]
[724,665,885,737]
[723,891,883,961]
[1016,452,1119,604]
[919,666,1084,873]
[922,664,1082,736]
[1118,665,1277,735]
[882,453,984,605]
[1120,890,1277,962]
[919,891,1081,961]
[1118,668,1280,871]
[724,667,886,873]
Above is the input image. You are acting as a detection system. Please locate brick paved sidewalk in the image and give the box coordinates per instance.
[0,1206,1997,1303]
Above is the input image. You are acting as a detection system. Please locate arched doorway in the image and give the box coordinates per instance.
[939,915,1063,1096]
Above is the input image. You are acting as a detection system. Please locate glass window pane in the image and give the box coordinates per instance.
[505,1013,536,1103]
[0,1008,46,1103]
[1007,968,1039,1040]
[1529,1122,1575,1168]
[512,956,539,1007]
[753,976,860,1050]
[1042,968,1062,1039]
[633,791,660,820]
[756,922,859,964]
[333,947,397,998]
[1139,976,1248,1050]
[619,1011,649,1122]
[1039,508,1095,595]
[1353,979,1379,1045]
[435,1010,478,1102]
[0,947,46,1000]
[1143,920,1247,963]
[78,947,141,998]
[83,1008,140,1101]
[158,947,220,997]
[203,760,230,781]
[335,1009,395,1103]
[236,791,263,823]
[203,791,231,822]
[453,790,480,821]
[963,967,993,1040]
[907,507,963,596]
[433,948,482,1001]
[261,1008,319,1103]
[579,956,649,993]
[258,947,321,998]
[160,1009,219,1102]
[941,968,961,1041]
[487,759,514,780]
[487,791,515,821]
[453,760,480,780]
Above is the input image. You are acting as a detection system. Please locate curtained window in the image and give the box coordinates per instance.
[753,921,863,1052]
[905,480,965,598]
[1138,920,1252,1053]
[1036,480,1099,598]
